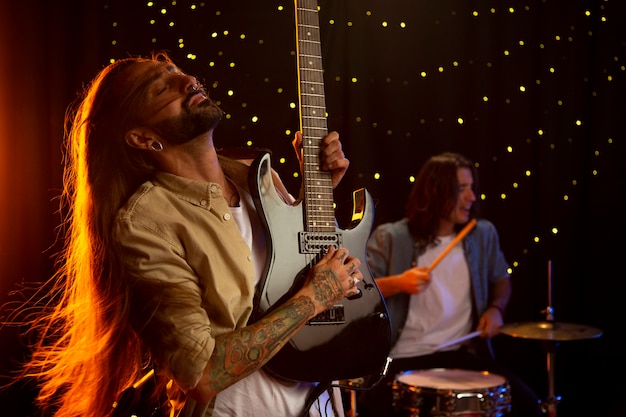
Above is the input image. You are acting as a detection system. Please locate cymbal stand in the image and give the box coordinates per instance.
[540,260,561,417]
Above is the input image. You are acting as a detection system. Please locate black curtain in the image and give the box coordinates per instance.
[1,1,624,416]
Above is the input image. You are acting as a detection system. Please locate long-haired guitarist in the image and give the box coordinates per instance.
[17,53,360,417]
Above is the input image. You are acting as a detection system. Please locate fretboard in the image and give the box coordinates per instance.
[295,0,334,234]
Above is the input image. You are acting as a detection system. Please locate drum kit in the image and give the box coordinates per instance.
[389,261,603,417]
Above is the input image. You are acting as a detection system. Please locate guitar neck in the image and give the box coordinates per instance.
[250,1,392,383]
[295,0,335,234]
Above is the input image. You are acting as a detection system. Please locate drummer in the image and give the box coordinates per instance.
[357,153,542,417]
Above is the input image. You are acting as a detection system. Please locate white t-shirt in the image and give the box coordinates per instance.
[390,234,473,358]
[215,190,343,417]
[214,369,341,417]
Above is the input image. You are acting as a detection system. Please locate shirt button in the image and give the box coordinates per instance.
[223,213,231,221]
[200,199,208,207]
[210,184,218,193]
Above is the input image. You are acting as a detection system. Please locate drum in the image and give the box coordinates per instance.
[391,368,512,417]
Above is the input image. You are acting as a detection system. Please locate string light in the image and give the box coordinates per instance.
[105,0,620,283]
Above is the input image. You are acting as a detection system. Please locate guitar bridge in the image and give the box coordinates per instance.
[298,232,343,254]
[307,305,345,325]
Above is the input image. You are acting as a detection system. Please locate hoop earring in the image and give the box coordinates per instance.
[150,141,164,152]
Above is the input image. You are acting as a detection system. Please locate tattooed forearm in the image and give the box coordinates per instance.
[204,295,316,393]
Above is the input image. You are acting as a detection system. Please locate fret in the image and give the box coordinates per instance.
[300,70,323,76]
[298,37,321,44]
[301,118,326,124]
[302,88,324,97]
[300,53,321,58]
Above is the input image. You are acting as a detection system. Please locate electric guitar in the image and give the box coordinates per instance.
[248,0,391,382]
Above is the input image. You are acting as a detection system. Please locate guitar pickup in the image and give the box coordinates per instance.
[298,232,343,254]
[307,305,345,325]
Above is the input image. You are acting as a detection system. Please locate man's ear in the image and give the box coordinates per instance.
[125,128,157,150]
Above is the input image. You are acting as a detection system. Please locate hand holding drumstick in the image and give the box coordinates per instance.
[373,220,477,298]
[373,264,432,298]
[395,267,432,295]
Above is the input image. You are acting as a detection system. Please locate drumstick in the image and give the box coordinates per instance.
[432,330,482,351]
[426,218,477,272]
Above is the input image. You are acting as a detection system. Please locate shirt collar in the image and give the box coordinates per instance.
[152,155,252,210]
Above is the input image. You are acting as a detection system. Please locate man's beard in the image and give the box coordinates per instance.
[151,98,223,145]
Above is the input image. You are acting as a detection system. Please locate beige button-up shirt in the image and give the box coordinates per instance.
[113,154,294,415]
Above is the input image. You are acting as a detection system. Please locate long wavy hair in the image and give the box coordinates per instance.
[20,53,174,417]
[406,152,480,250]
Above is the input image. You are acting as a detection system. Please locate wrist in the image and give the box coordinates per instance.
[488,303,505,316]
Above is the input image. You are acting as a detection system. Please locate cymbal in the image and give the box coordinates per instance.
[499,321,603,341]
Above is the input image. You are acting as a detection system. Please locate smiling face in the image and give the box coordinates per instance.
[438,167,476,235]
[127,60,224,146]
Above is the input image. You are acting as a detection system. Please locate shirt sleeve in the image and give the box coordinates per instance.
[114,215,215,391]
[366,224,393,278]
[482,220,511,283]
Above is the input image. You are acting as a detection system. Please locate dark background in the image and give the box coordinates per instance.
[1,0,624,416]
